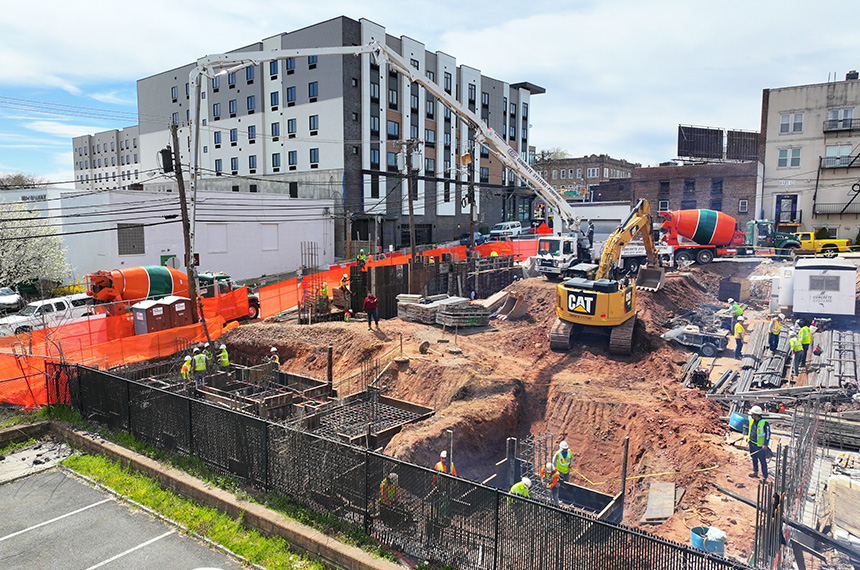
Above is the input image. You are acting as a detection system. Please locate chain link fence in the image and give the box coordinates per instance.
[47,362,751,570]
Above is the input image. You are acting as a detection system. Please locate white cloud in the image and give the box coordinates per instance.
[24,120,104,139]
[89,90,136,107]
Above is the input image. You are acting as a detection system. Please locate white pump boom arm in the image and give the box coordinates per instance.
[188,40,581,241]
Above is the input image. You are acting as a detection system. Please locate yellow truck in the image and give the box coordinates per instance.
[794,231,851,257]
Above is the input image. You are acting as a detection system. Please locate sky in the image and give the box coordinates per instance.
[1,0,859,188]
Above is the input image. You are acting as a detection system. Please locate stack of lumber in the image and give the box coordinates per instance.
[436,304,490,327]
[397,295,471,324]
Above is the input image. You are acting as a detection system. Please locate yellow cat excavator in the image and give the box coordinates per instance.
[549,199,665,355]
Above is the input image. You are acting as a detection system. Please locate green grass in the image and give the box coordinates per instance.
[64,454,325,570]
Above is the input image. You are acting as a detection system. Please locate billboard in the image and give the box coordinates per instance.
[726,130,758,161]
[677,125,723,159]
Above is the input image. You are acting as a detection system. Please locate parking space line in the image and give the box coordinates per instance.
[0,498,112,543]
[83,530,176,570]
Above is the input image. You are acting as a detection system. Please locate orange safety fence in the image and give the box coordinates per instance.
[200,286,250,322]
[0,316,226,406]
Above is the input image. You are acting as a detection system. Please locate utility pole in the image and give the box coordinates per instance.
[466,146,476,252]
[169,124,201,324]
[404,139,420,293]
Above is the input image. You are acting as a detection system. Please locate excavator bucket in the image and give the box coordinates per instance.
[635,267,666,292]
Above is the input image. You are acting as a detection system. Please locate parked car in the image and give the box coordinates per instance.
[0,287,23,314]
[489,221,524,238]
[459,232,488,246]
[0,293,96,336]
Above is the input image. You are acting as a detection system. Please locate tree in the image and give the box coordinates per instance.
[0,173,47,190]
[0,201,71,291]
[534,147,570,163]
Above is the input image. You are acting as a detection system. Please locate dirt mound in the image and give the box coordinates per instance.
[223,267,763,551]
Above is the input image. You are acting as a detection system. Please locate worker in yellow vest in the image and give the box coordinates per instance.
[180,356,192,382]
[789,335,804,375]
[768,313,784,352]
[218,344,230,370]
[734,316,746,359]
[552,440,572,482]
[192,347,207,387]
[747,406,770,479]
[509,476,531,499]
[798,322,812,365]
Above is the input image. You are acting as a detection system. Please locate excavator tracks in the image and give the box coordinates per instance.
[549,317,574,351]
[609,316,636,355]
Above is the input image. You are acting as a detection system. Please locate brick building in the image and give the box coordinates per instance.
[629,161,758,225]
[533,154,639,202]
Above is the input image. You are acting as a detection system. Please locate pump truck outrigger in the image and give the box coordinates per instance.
[549,199,665,355]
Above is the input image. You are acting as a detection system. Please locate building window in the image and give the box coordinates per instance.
[371,174,380,198]
[170,86,178,101]
[826,108,854,130]
[213,76,220,91]
[269,61,279,76]
[479,166,489,183]
[370,115,380,135]
[309,114,319,132]
[171,112,178,125]
[510,102,516,115]
[683,179,695,193]
[575,168,582,179]
[228,72,236,87]
[309,148,319,164]
[711,179,723,195]
[444,132,451,147]
[709,198,722,211]
[308,55,317,69]
[228,99,237,115]
[388,85,398,109]
[825,144,853,167]
[370,148,380,169]
[387,151,398,172]
[370,81,380,101]
[214,159,222,173]
[246,66,254,82]
[287,118,296,135]
[271,122,280,138]
[560,169,566,179]
[426,70,435,82]
[285,57,295,73]
[425,129,435,143]
[248,125,256,142]
[425,158,435,173]
[212,103,221,118]
[551,170,558,180]
[777,148,801,168]
[249,155,257,170]
[288,151,297,166]
[509,126,516,139]
[229,128,238,144]
[658,200,670,212]
[738,199,749,213]
[426,98,435,119]
[117,223,145,256]
[522,103,528,118]
[779,112,803,134]
[443,72,452,94]
[286,86,296,103]
[468,84,476,102]
[308,81,318,99]
[230,157,238,172]
[247,95,255,112]
[410,58,419,69]
[481,92,489,106]
[680,199,697,209]
[270,91,279,107]
[387,120,400,138]
[411,93,419,111]
[272,153,281,168]
[586,167,599,178]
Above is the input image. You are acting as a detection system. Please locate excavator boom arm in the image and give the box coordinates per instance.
[595,199,661,280]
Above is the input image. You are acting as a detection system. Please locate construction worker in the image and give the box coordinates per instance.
[490,251,499,257]
[320,282,329,299]
[218,344,230,369]
[180,355,192,382]
[584,219,595,247]
[734,316,746,359]
[552,440,572,483]
[203,342,213,370]
[340,273,349,290]
[768,313,784,353]
[357,248,367,268]
[379,472,399,505]
[539,462,561,505]
[789,335,804,374]
[363,291,379,330]
[434,450,457,476]
[507,476,532,509]
[269,346,280,366]
[192,347,207,388]
[747,405,771,480]
[798,320,812,365]
[728,298,744,318]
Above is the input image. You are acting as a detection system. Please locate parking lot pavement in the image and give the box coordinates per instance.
[0,469,245,570]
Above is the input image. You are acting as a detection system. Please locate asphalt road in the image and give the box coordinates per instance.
[0,469,245,570]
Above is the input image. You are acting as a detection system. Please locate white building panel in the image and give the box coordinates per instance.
[792,259,857,316]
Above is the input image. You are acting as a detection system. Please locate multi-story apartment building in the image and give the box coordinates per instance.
[760,71,860,239]
[533,154,639,203]
[73,17,542,256]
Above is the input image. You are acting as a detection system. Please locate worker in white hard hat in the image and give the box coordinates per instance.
[340,273,349,289]
[728,298,744,318]
[218,343,230,370]
[510,476,532,498]
[788,334,804,375]
[203,341,213,370]
[180,355,192,382]
[552,440,572,482]
[192,346,207,387]
[747,405,770,479]
[734,316,746,359]
[434,450,457,476]
[539,462,561,505]
[268,346,280,366]
[357,248,367,268]
[768,313,784,353]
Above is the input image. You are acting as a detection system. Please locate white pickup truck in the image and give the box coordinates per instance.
[0,293,100,336]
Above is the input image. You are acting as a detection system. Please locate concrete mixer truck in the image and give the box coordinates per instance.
[658,210,801,264]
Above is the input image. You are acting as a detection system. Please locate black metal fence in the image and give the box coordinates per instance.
[47,363,750,570]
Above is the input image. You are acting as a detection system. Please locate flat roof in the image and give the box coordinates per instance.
[511,82,546,95]
[795,258,858,270]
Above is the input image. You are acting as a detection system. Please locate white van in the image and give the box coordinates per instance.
[489,221,524,238]
[0,293,96,336]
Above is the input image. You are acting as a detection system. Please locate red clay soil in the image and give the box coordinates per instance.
[222,263,773,562]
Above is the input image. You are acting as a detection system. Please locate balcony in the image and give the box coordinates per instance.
[823,118,860,132]
[814,202,860,215]
[822,155,860,168]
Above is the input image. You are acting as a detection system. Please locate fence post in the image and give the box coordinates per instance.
[125,379,132,434]
[363,448,370,534]
[493,489,500,570]
[187,397,194,456]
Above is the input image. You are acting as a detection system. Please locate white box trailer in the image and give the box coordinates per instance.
[792,258,857,316]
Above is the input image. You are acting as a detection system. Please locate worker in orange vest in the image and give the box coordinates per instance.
[434,450,457,476]
[540,462,561,505]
